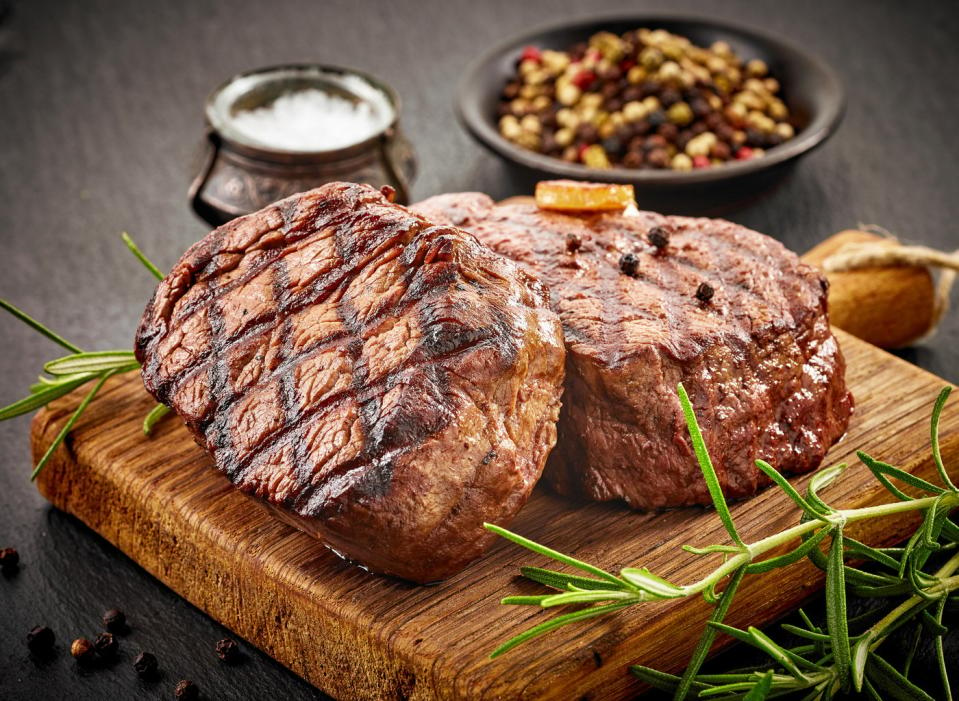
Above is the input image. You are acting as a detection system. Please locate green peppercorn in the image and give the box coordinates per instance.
[666,101,694,126]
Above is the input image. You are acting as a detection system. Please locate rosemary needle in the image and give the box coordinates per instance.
[121,231,164,281]
[0,233,173,477]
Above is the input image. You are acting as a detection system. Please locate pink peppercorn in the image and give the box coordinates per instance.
[736,146,754,160]
[520,46,542,63]
[692,155,711,169]
[572,70,596,90]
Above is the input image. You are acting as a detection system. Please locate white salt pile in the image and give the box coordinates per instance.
[231,83,390,152]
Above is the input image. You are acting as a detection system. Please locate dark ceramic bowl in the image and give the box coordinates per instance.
[457,15,844,213]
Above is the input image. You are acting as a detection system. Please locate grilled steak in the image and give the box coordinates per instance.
[135,182,565,582]
[412,193,854,509]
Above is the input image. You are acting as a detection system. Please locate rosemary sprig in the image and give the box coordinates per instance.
[486,384,958,700]
[0,234,171,479]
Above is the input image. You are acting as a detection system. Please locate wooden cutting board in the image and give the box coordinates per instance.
[30,329,958,700]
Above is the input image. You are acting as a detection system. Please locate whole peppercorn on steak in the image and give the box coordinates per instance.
[412,192,854,509]
[134,182,566,582]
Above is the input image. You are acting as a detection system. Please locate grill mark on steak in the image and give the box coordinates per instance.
[152,226,433,412]
[136,183,567,581]
[224,315,504,491]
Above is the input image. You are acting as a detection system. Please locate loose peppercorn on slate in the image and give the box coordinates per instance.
[413,192,854,510]
[134,182,566,582]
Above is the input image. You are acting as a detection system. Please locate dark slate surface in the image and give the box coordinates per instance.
[0,1,956,698]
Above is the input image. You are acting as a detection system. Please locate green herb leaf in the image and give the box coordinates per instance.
[746,526,831,574]
[681,544,744,558]
[708,624,811,679]
[0,374,99,421]
[842,536,902,571]
[755,459,826,519]
[673,565,748,700]
[934,597,953,701]
[44,350,139,376]
[31,371,113,480]
[743,670,774,701]
[864,652,936,701]
[779,624,832,642]
[489,601,632,658]
[629,666,711,695]
[483,523,626,589]
[143,402,171,436]
[122,232,164,281]
[539,589,636,607]
[0,299,82,353]
[851,634,871,692]
[500,595,552,606]
[806,463,846,513]
[825,528,851,691]
[930,386,957,491]
[677,382,744,548]
[619,567,685,598]
[858,451,945,497]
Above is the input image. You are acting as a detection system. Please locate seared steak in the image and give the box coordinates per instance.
[135,182,565,582]
[413,193,854,509]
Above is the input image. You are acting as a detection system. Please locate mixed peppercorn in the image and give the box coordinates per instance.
[498,28,795,170]
[13,587,235,698]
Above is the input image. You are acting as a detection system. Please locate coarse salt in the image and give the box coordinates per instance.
[231,83,390,152]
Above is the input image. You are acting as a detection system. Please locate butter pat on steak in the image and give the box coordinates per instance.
[413,193,854,510]
[135,183,566,582]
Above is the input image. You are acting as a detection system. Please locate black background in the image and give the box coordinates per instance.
[1,1,957,699]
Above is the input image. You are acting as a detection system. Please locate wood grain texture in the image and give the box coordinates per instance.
[30,330,958,701]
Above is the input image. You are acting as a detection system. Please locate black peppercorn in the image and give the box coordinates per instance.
[26,625,55,654]
[745,128,766,147]
[647,109,666,127]
[103,608,127,633]
[215,637,241,663]
[133,651,159,679]
[174,679,199,700]
[0,547,19,571]
[647,226,670,250]
[695,282,715,304]
[565,233,582,253]
[71,637,96,664]
[619,252,640,277]
[600,136,622,155]
[94,631,118,658]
